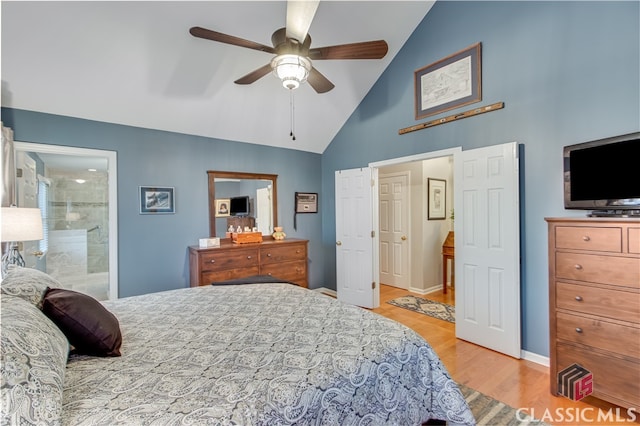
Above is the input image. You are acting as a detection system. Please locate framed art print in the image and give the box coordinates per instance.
[415,42,482,120]
[139,186,175,214]
[427,178,446,220]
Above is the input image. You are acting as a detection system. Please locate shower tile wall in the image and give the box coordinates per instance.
[48,168,109,274]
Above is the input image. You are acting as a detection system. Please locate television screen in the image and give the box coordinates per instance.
[230,196,250,216]
[564,132,640,213]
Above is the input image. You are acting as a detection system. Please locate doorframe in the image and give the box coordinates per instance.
[370,147,461,311]
[13,142,119,300]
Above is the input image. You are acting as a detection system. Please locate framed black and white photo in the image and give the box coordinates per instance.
[215,198,230,217]
[414,42,482,120]
[427,178,446,220]
[139,186,175,214]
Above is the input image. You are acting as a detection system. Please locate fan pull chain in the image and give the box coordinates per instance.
[289,89,296,141]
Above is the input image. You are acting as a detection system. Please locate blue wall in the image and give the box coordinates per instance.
[1,109,324,297]
[321,1,639,357]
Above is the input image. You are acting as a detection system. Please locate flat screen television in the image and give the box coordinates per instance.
[230,196,250,216]
[563,131,640,216]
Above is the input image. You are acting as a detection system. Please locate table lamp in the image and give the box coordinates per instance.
[1,206,44,276]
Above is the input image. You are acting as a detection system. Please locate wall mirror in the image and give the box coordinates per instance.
[207,171,278,238]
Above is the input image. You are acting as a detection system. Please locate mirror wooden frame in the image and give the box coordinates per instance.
[207,170,278,237]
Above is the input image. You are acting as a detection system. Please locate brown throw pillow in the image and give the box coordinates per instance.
[41,288,122,357]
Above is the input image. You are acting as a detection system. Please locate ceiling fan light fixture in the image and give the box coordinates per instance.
[271,54,311,90]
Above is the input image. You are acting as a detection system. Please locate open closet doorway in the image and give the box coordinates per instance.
[13,142,118,300]
[377,153,455,300]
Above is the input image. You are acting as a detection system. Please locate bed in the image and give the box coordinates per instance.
[1,268,475,425]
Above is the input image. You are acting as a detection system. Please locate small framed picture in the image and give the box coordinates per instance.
[215,198,230,217]
[139,186,175,214]
[427,178,446,220]
[295,192,318,213]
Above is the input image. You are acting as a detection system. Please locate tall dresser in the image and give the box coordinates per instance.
[546,217,640,408]
[189,238,308,288]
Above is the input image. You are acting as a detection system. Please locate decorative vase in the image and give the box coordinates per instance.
[272,227,286,240]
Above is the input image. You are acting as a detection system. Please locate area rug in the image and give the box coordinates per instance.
[387,295,455,323]
[459,384,550,426]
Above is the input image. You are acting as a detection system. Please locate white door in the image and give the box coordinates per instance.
[256,186,272,235]
[455,142,521,358]
[335,167,377,308]
[379,173,410,289]
[15,151,39,268]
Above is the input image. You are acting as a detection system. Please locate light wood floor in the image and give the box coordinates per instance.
[372,284,638,425]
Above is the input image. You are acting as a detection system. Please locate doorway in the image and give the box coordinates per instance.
[338,143,521,358]
[377,153,455,298]
[13,142,118,300]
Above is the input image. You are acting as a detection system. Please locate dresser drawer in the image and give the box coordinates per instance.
[630,228,640,254]
[556,226,622,252]
[203,267,260,285]
[557,282,640,323]
[260,244,306,264]
[261,260,307,287]
[556,311,640,358]
[557,342,640,408]
[556,252,640,288]
[199,248,259,272]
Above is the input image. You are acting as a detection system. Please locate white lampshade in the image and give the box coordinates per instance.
[271,54,311,90]
[1,207,44,242]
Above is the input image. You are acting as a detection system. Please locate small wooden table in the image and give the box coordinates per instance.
[442,231,455,294]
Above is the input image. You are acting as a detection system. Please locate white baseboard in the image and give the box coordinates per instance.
[408,285,441,295]
[521,350,550,367]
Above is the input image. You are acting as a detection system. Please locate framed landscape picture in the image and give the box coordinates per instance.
[139,186,175,214]
[414,42,482,120]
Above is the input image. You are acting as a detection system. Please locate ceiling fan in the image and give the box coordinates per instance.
[189,1,388,93]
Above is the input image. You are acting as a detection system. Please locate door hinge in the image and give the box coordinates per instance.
[16,168,23,178]
[372,281,376,289]
[371,230,375,238]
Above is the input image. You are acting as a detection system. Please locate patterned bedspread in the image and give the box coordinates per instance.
[62,284,475,425]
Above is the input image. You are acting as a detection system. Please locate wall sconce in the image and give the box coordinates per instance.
[1,206,44,276]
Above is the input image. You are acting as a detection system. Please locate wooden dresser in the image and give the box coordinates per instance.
[189,238,308,288]
[546,217,640,408]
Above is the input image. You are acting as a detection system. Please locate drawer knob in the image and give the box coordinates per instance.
[574,264,583,270]
[247,256,252,259]
[209,259,215,263]
[575,327,583,333]
[575,296,583,302]
[582,236,591,242]
[267,253,272,257]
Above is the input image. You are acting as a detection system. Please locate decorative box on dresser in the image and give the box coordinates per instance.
[189,238,308,288]
[546,217,640,409]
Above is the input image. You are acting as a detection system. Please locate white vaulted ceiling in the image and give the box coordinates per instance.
[1,1,434,153]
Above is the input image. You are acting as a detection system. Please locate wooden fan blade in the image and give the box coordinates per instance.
[286,0,319,43]
[234,63,273,85]
[190,27,275,54]
[307,67,335,93]
[308,40,388,60]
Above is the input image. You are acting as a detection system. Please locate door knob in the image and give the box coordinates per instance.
[336,241,342,246]
[401,236,407,241]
